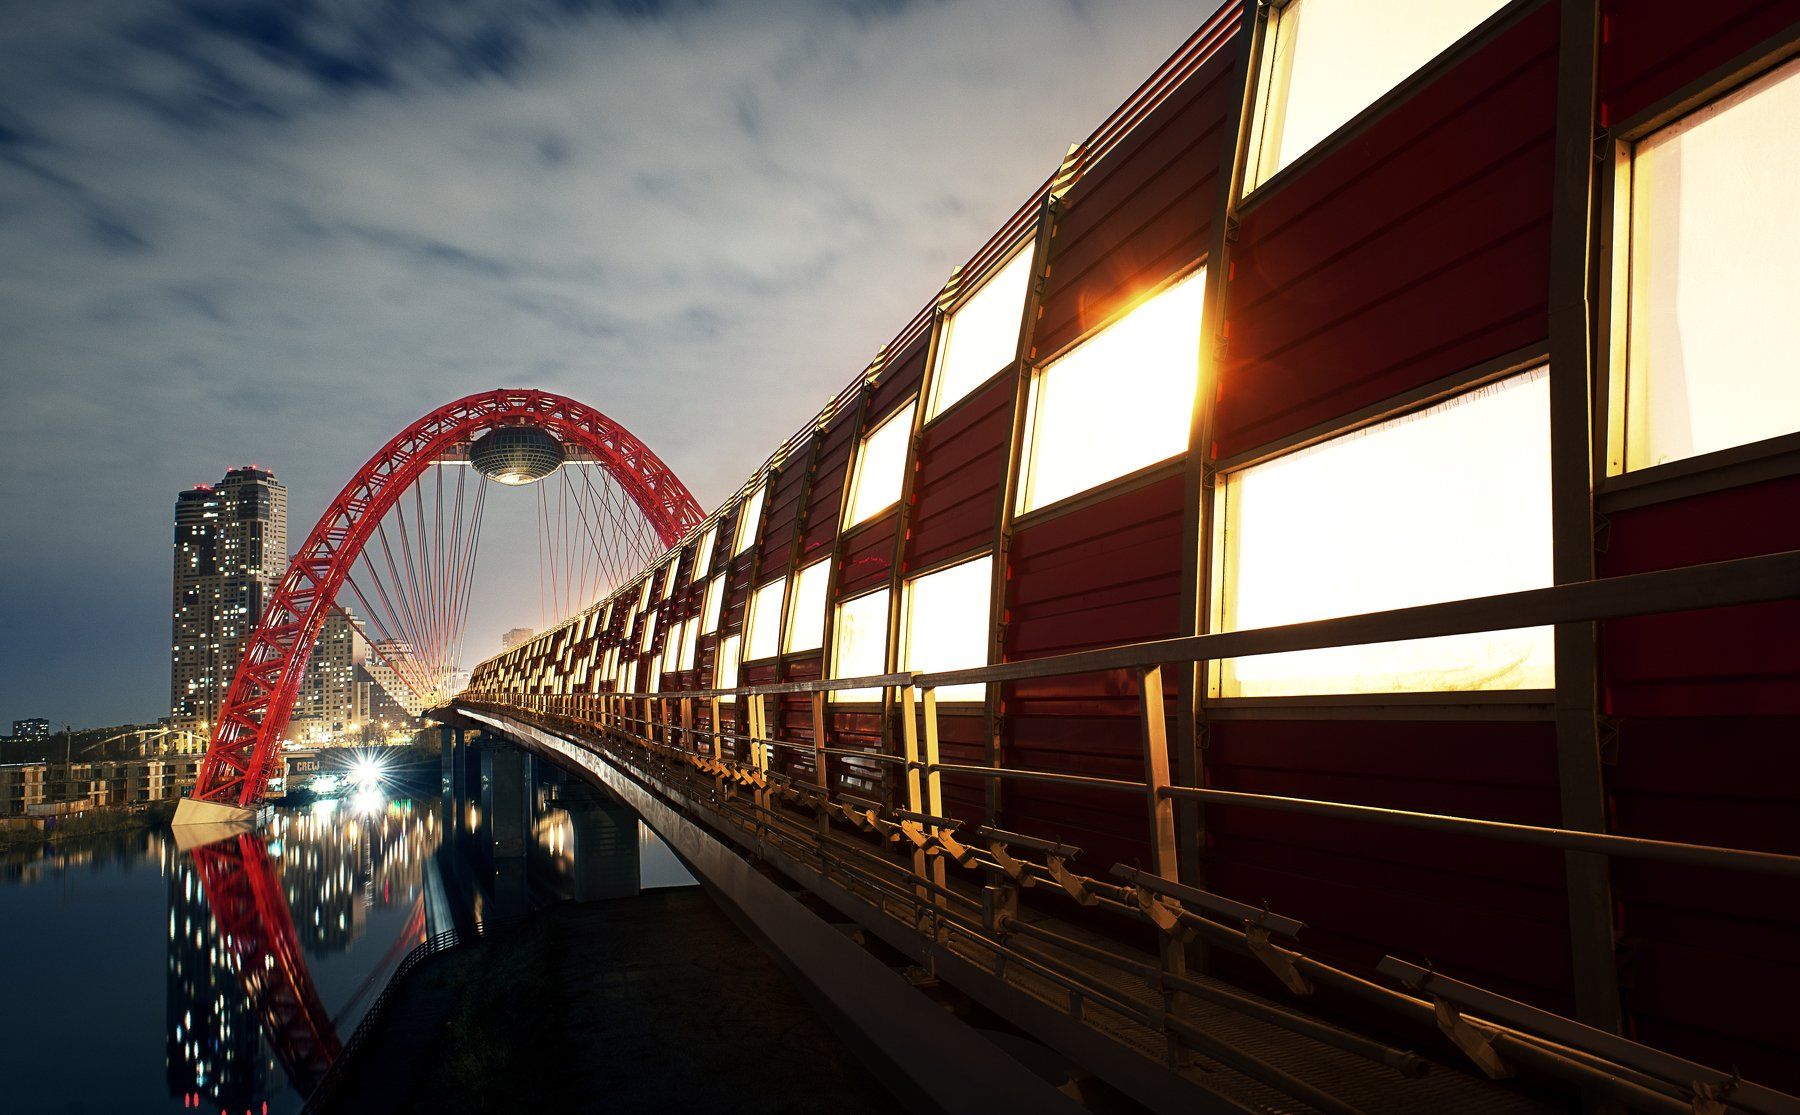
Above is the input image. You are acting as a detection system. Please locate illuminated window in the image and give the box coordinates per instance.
[1018,269,1206,514]
[661,558,680,599]
[830,588,890,702]
[640,614,656,654]
[648,657,661,694]
[692,524,719,582]
[700,574,725,634]
[846,402,915,528]
[661,621,682,672]
[784,559,831,653]
[901,555,992,702]
[1212,369,1554,697]
[929,247,1034,419]
[716,634,741,694]
[1247,0,1506,190]
[733,483,767,557]
[1617,57,1800,472]
[744,577,786,662]
[680,617,699,671]
[637,577,653,610]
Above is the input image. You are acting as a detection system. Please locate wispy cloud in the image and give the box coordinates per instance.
[0,0,1214,725]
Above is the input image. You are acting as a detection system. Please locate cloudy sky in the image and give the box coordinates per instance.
[0,0,1213,729]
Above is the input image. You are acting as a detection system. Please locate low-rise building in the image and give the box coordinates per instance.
[0,762,49,815]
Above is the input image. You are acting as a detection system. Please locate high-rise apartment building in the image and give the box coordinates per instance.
[292,608,367,739]
[170,467,288,730]
[12,718,50,742]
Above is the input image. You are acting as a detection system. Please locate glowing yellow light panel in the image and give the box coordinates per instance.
[692,524,718,583]
[830,588,890,702]
[1019,269,1206,515]
[1249,0,1506,189]
[733,483,766,557]
[701,573,725,634]
[716,634,741,694]
[846,401,916,528]
[744,577,786,662]
[902,555,992,703]
[929,247,1034,419]
[1213,369,1554,697]
[784,559,832,654]
[679,618,699,671]
[1622,56,1800,471]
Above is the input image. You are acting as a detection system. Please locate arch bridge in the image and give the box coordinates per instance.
[176,2,1800,1110]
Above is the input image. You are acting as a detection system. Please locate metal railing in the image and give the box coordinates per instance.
[459,547,1800,1115]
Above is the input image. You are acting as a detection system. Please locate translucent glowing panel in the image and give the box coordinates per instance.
[901,555,992,703]
[661,620,682,672]
[637,577,653,610]
[661,558,679,599]
[1621,57,1800,471]
[679,617,699,671]
[1249,0,1506,189]
[831,588,891,702]
[785,559,831,653]
[648,658,661,694]
[846,402,916,528]
[929,247,1034,418]
[1019,269,1206,514]
[733,484,766,557]
[716,634,741,694]
[639,613,656,654]
[744,577,786,662]
[700,573,725,634]
[1214,369,1554,696]
[692,524,718,582]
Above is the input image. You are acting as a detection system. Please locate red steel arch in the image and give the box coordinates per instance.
[192,389,704,807]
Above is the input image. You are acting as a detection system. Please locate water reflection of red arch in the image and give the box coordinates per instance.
[190,834,342,1095]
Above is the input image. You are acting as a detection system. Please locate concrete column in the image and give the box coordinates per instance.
[568,796,642,901]
[483,745,527,860]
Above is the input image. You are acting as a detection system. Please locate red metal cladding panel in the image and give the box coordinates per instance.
[836,511,897,597]
[1596,475,1800,1088]
[1007,473,1186,658]
[758,434,816,582]
[870,335,929,420]
[800,404,862,557]
[1206,719,1572,1014]
[1599,475,1800,715]
[1607,715,1800,1090]
[908,377,1014,571]
[1034,36,1240,359]
[1000,475,1187,868]
[1600,0,1797,123]
[1215,3,1557,460]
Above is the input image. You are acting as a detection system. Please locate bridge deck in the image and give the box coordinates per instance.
[461,702,1565,1114]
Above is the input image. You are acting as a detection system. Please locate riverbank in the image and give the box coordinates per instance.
[0,799,176,849]
[316,889,900,1114]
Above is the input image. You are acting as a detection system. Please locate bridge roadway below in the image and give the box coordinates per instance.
[449,702,1556,1115]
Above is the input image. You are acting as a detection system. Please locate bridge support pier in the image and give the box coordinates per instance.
[567,795,641,901]
[170,796,258,851]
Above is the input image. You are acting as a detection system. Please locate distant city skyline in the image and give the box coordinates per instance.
[0,0,1215,727]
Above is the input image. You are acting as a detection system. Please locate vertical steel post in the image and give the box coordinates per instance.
[900,685,931,894]
[921,686,948,899]
[1139,663,1187,1065]
[811,691,831,845]
[1547,0,1622,1041]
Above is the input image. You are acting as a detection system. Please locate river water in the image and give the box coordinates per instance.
[0,748,693,1114]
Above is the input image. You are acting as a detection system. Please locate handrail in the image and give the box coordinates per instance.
[1158,784,1800,878]
[915,548,1800,687]
[478,547,1799,703]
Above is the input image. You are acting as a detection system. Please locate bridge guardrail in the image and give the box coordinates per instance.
[456,546,1800,1115]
